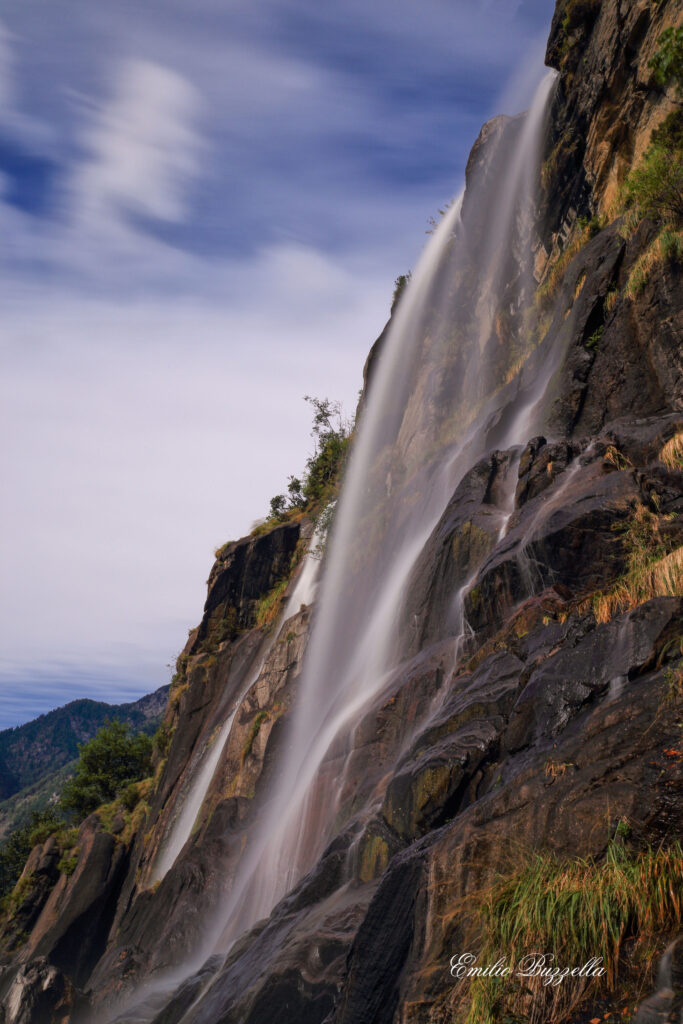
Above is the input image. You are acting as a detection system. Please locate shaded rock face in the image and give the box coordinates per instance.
[198,521,301,645]
[2,1,683,1023]
[543,0,682,236]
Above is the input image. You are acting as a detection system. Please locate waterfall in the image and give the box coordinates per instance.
[112,70,559,1024]
[206,72,558,952]
[151,525,323,883]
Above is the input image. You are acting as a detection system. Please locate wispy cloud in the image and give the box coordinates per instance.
[72,59,201,228]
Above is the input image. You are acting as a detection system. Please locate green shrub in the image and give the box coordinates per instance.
[392,272,411,308]
[57,852,78,877]
[0,808,64,899]
[585,325,604,351]
[621,112,683,226]
[152,723,172,758]
[649,26,683,93]
[61,721,153,821]
[576,213,603,238]
[660,227,683,262]
[120,782,141,812]
[262,395,351,528]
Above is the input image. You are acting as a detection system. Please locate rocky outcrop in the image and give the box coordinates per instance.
[543,0,682,237]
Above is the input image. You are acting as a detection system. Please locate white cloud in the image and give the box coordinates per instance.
[0,246,391,704]
[72,59,201,228]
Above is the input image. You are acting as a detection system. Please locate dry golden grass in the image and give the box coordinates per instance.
[660,432,683,471]
[624,228,683,300]
[625,240,663,300]
[604,287,618,313]
[592,546,682,624]
[536,234,585,311]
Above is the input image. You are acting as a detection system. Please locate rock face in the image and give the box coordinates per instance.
[1,1,682,1023]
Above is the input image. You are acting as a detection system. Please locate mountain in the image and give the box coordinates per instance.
[0,688,169,837]
[0,1,681,1022]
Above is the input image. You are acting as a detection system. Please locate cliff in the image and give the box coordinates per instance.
[0,1,681,1022]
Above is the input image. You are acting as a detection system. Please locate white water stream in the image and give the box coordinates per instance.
[151,525,323,883]
[205,71,558,952]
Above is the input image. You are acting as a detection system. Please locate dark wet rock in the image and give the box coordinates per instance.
[0,958,82,1024]
[515,436,582,505]
[405,450,520,652]
[147,955,223,1024]
[336,849,426,1024]
[174,878,373,1024]
[197,522,302,646]
[465,453,642,636]
[382,720,501,841]
[504,597,682,752]
[553,225,683,438]
[633,937,683,1024]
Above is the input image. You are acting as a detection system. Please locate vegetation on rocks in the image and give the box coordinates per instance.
[589,505,682,624]
[255,577,291,629]
[392,272,412,307]
[624,226,683,298]
[660,431,683,471]
[649,26,683,94]
[465,840,683,1024]
[61,721,153,821]
[536,215,604,310]
[263,395,351,528]
[0,809,63,899]
[620,112,683,229]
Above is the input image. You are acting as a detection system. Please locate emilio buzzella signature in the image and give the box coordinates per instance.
[450,953,607,988]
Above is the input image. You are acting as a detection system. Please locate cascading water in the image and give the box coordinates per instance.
[207,63,556,958]
[151,655,264,883]
[151,524,324,884]
[113,70,563,1024]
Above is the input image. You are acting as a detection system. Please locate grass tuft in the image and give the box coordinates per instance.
[465,841,683,1024]
[660,432,683,471]
[255,577,290,629]
[586,505,680,624]
[623,228,682,300]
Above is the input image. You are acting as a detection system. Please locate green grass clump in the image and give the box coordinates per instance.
[585,325,604,351]
[241,711,268,764]
[620,112,683,229]
[255,577,290,629]
[624,227,683,299]
[57,852,78,877]
[465,841,683,1024]
[649,26,683,94]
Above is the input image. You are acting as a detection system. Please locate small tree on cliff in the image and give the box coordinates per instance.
[301,396,351,506]
[61,721,153,820]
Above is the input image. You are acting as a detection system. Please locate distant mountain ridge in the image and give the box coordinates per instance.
[0,686,169,803]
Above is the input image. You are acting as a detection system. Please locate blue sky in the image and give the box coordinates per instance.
[0,0,555,729]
